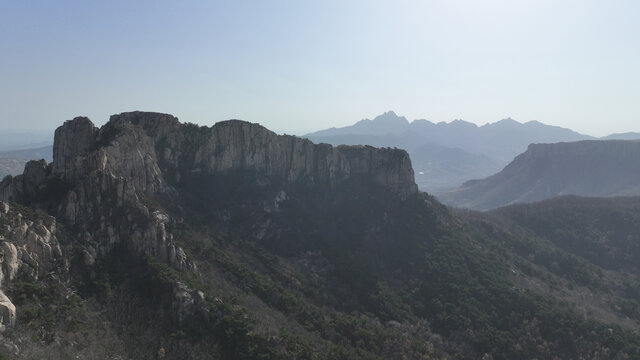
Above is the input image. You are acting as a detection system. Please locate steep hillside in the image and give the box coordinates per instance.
[490,196,640,329]
[1,112,640,359]
[439,140,640,210]
[492,196,640,275]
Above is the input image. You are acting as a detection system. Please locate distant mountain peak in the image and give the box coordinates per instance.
[602,132,640,140]
[369,110,408,124]
[449,119,477,128]
[493,117,520,125]
[307,111,410,137]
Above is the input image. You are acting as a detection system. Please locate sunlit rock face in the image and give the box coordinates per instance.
[0,201,67,330]
[100,111,417,196]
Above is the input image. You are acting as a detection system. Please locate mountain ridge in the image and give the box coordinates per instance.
[439,139,640,210]
[2,112,640,358]
[304,111,605,193]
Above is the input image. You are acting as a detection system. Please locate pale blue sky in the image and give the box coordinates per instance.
[1,0,639,136]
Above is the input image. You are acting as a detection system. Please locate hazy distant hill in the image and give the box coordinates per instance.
[307,131,501,193]
[602,132,640,140]
[0,159,26,179]
[439,140,640,210]
[400,143,502,194]
[310,111,411,137]
[0,145,53,179]
[0,145,52,161]
[0,130,53,151]
[304,112,595,193]
[0,130,53,178]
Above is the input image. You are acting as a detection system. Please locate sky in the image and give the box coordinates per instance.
[1,0,639,136]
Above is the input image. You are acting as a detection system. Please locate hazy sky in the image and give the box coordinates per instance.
[1,0,639,136]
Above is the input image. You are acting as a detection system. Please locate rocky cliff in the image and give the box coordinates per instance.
[0,111,418,355]
[439,140,640,210]
[0,202,67,331]
[2,112,416,264]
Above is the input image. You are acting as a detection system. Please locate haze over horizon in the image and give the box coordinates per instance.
[2,0,639,137]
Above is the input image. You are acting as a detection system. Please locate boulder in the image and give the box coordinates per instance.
[0,290,16,328]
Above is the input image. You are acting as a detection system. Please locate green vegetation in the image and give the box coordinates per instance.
[9,280,84,340]
[165,177,640,359]
[7,173,640,358]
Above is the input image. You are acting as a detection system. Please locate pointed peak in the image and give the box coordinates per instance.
[483,117,522,128]
[497,117,520,124]
[449,119,477,128]
[371,111,408,123]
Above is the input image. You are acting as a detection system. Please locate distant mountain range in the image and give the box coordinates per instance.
[304,112,640,194]
[439,140,640,210]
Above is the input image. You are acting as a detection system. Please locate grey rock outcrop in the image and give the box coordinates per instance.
[172,281,206,325]
[52,116,97,177]
[0,291,15,330]
[102,112,418,196]
[0,112,419,273]
[0,201,67,329]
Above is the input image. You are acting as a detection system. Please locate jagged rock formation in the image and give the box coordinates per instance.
[0,111,418,345]
[1,112,415,266]
[99,112,418,195]
[0,201,67,330]
[439,140,640,210]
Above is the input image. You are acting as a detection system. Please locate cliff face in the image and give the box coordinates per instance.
[0,112,418,349]
[1,112,415,266]
[102,112,418,194]
[49,112,417,194]
[0,112,418,358]
[0,202,67,331]
[439,140,640,210]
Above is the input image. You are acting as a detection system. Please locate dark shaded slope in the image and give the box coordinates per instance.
[492,196,640,275]
[170,170,640,359]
